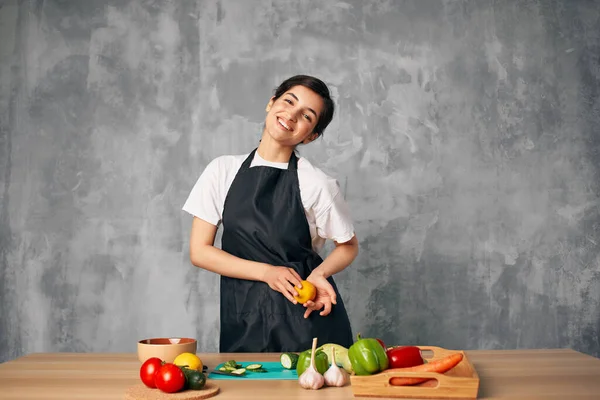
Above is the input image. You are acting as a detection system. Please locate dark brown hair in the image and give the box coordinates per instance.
[272,75,335,138]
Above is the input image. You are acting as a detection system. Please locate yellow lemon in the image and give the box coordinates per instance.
[294,280,317,304]
[173,352,203,371]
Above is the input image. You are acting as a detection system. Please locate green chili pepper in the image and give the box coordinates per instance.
[348,333,389,375]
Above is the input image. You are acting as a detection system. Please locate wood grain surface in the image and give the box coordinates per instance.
[124,383,219,400]
[1,349,599,399]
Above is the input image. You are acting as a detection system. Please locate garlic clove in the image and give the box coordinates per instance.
[298,337,325,390]
[323,347,350,387]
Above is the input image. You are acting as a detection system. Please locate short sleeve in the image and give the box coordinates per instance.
[313,180,356,243]
[181,158,224,226]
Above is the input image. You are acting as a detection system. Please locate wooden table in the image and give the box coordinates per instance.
[0,349,599,399]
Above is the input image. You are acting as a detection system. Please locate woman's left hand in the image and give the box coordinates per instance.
[303,273,337,318]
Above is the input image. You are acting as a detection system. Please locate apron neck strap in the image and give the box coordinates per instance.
[241,148,257,170]
[241,148,299,171]
[287,151,299,171]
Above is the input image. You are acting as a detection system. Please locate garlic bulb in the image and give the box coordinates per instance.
[298,337,325,390]
[323,347,350,387]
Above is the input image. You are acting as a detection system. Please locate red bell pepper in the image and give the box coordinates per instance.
[386,346,424,369]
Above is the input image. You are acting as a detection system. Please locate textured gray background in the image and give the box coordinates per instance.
[1,0,599,363]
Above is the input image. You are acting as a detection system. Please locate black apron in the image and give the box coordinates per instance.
[219,148,354,353]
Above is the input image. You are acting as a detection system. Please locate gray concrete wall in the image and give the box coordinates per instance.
[1,0,599,362]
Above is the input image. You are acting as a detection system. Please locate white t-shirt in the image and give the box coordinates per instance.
[182,151,355,253]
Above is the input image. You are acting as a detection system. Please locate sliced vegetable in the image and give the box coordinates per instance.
[280,353,300,369]
[223,360,242,369]
[217,360,267,375]
[212,370,245,377]
[231,368,246,375]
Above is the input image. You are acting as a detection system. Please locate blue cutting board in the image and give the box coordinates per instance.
[208,361,298,380]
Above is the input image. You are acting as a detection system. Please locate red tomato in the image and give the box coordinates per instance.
[386,346,424,369]
[139,357,163,388]
[155,363,186,393]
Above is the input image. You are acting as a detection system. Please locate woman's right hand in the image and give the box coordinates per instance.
[261,265,303,304]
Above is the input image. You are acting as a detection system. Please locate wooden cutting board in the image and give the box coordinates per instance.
[350,346,479,399]
[124,383,219,400]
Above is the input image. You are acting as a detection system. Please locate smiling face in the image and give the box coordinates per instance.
[263,85,324,147]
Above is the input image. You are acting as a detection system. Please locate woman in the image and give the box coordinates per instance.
[182,75,358,353]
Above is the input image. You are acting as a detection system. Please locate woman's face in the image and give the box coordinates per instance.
[264,85,324,147]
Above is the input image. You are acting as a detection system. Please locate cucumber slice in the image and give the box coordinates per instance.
[246,364,262,370]
[231,368,246,375]
[280,352,299,369]
[224,360,239,369]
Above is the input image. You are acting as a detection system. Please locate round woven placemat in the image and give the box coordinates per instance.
[124,383,220,400]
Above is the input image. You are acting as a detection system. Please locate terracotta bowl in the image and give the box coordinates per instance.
[137,337,197,364]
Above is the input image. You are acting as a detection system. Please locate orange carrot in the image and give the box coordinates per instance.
[389,352,464,386]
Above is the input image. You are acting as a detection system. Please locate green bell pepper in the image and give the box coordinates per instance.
[348,333,389,375]
[296,348,329,376]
